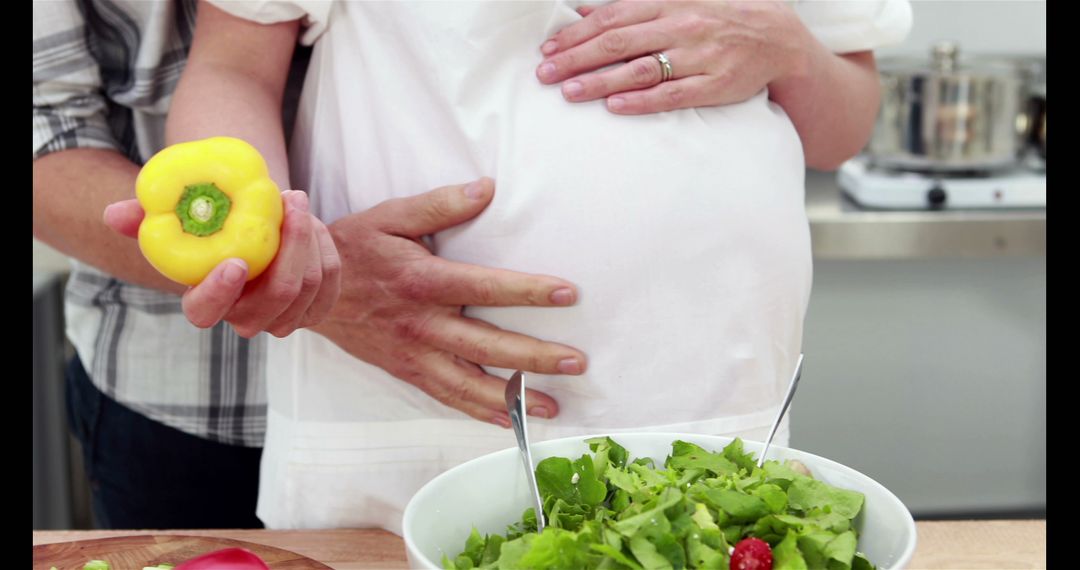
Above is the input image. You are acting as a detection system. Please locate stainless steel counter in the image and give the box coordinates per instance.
[806,170,1046,259]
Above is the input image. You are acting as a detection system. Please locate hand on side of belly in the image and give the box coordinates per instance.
[308,178,588,427]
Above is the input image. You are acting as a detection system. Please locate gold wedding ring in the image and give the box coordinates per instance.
[652,52,673,82]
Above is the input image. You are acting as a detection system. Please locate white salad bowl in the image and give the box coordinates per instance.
[403,432,917,569]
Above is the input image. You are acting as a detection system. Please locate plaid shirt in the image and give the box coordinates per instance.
[33,0,267,447]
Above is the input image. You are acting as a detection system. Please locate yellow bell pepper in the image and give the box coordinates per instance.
[136,137,284,286]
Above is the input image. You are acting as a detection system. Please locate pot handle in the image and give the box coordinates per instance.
[932,41,960,73]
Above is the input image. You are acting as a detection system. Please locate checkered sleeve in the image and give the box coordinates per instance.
[33,0,121,160]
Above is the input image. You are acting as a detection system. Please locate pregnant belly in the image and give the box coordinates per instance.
[433,89,812,427]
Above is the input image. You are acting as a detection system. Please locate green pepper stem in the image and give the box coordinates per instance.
[175,183,231,236]
[189,196,215,223]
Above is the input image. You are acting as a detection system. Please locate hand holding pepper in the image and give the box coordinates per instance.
[103,138,341,338]
[136,137,287,286]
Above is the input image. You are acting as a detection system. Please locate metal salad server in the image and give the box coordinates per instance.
[757,354,805,469]
[504,370,546,533]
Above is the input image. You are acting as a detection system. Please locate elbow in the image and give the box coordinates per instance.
[806,69,881,172]
[804,114,878,172]
[805,139,868,172]
[805,153,850,172]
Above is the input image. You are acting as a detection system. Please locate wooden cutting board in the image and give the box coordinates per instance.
[32,535,333,570]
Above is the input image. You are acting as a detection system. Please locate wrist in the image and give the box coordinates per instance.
[767,11,822,98]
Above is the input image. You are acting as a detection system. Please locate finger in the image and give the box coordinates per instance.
[606,74,719,115]
[298,218,343,328]
[414,352,561,425]
[449,350,563,420]
[103,199,145,238]
[361,178,495,238]
[421,314,587,376]
[402,256,578,307]
[265,212,324,337]
[225,191,314,337]
[522,385,560,419]
[541,2,661,56]
[415,352,514,425]
[181,258,249,328]
[561,48,697,102]
[538,21,671,84]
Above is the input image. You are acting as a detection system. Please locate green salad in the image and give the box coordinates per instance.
[444,437,878,570]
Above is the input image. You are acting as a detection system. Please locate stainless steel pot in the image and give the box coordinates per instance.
[1039,100,1045,159]
[1030,83,1045,160]
[978,54,1044,162]
[869,42,1027,172]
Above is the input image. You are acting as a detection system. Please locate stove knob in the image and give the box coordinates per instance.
[927,186,947,209]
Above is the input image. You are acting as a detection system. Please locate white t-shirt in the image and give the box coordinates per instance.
[213,0,911,533]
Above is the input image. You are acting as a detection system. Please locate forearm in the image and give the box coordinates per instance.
[770,41,881,171]
[167,61,291,188]
[166,2,298,189]
[32,148,186,294]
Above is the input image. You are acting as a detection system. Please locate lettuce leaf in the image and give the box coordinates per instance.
[773,531,809,570]
[536,455,607,510]
[666,441,738,476]
[787,477,864,519]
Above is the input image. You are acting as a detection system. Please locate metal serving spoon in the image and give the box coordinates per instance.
[504,370,546,533]
[757,354,805,469]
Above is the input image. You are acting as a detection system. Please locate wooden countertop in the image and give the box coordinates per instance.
[33,520,1045,569]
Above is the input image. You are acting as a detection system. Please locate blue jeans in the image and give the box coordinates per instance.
[65,355,264,528]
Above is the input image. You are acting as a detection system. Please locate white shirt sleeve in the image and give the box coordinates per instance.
[794,0,913,53]
[207,0,333,45]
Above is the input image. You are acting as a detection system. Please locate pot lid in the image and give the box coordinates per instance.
[879,41,1020,79]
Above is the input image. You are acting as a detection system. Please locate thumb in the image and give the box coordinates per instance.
[103,199,145,239]
[361,177,494,238]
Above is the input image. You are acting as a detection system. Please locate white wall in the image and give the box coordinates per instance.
[878,0,1046,58]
